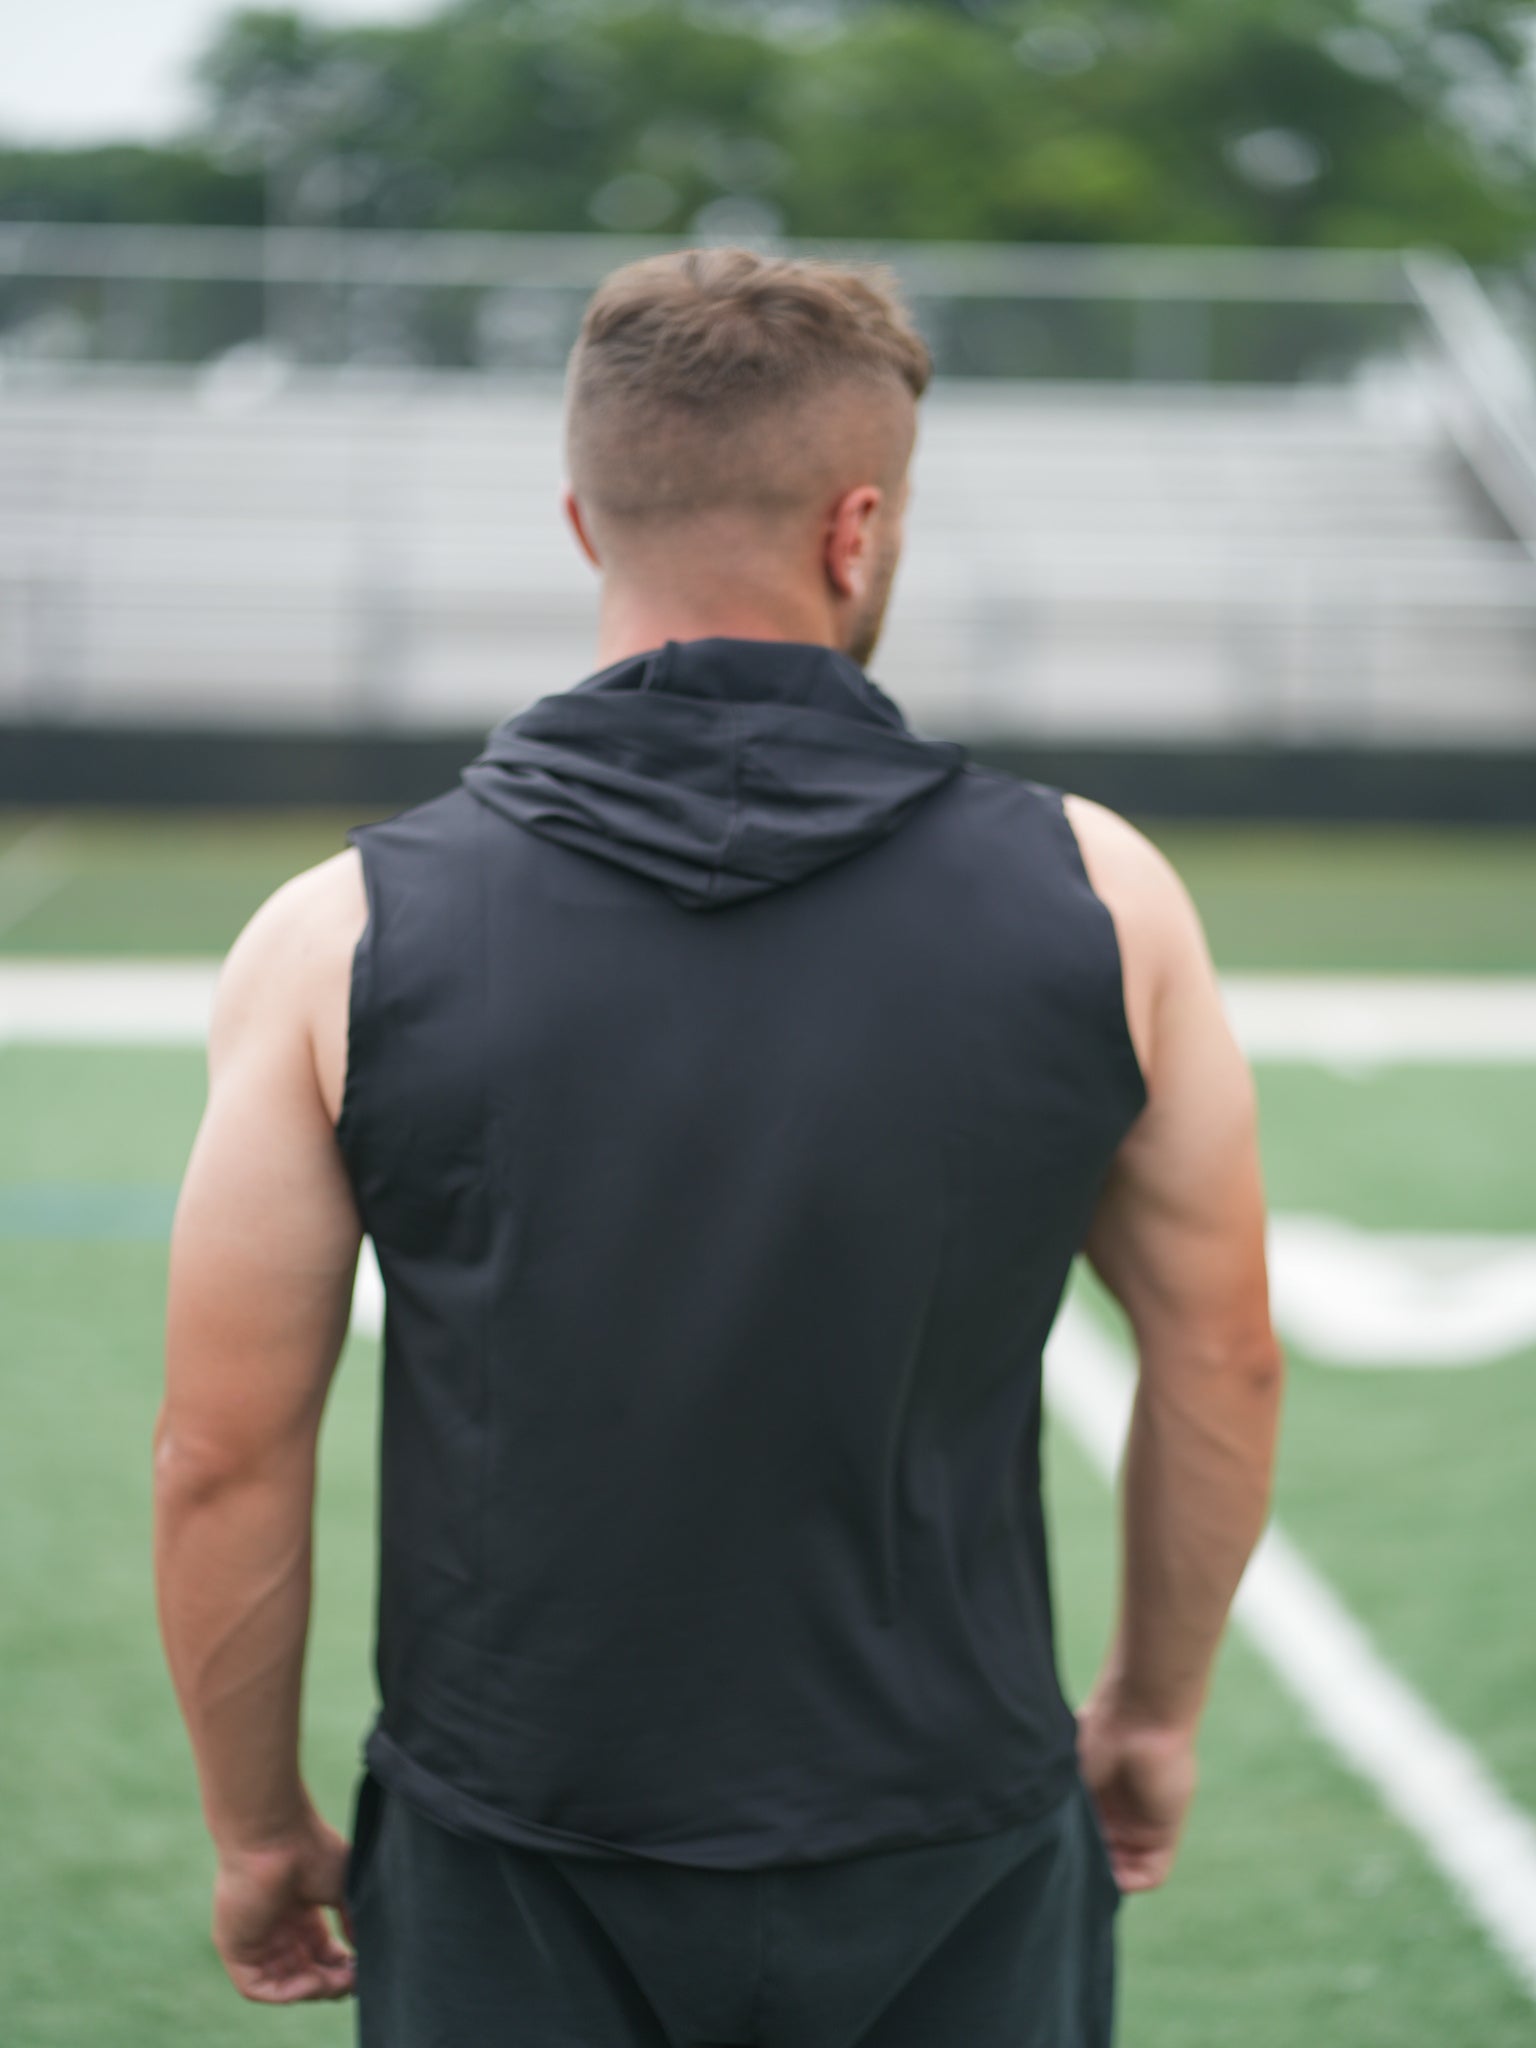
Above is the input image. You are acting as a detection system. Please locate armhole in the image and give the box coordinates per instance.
[333,828,378,1150]
[1047,790,1151,1118]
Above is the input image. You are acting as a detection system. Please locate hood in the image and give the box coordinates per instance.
[460,637,970,911]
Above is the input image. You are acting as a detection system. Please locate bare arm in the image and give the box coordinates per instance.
[153,851,365,2002]
[1065,796,1284,1890]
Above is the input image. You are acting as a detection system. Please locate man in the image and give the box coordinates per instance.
[154,247,1283,2045]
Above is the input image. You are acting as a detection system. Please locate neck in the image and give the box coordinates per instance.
[592,578,842,669]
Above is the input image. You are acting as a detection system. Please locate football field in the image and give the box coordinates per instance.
[0,809,1533,2046]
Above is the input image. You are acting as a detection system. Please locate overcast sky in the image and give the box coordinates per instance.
[1,1,437,146]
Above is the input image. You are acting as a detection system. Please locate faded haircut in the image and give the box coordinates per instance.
[565,246,932,530]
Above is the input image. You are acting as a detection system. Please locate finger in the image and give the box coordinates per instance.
[311,1951,358,2001]
[239,1955,357,2004]
[304,1960,358,2002]
[245,1973,353,2004]
[1114,1851,1174,1893]
[295,1904,353,1967]
[226,1913,353,2000]
[322,1900,357,1955]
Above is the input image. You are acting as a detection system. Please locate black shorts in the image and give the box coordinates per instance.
[345,1766,1120,2048]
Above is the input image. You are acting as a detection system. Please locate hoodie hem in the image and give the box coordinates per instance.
[362,1725,1082,1872]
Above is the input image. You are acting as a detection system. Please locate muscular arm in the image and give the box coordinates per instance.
[153,851,366,2001]
[1065,796,1284,1888]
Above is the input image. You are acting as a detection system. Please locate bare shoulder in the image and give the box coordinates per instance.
[1062,793,1182,915]
[1062,795,1211,954]
[218,849,365,996]
[1060,794,1215,1081]
[211,851,367,1093]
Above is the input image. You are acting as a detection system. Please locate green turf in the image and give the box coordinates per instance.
[0,1238,377,2047]
[1245,1067,1536,1816]
[3,808,1534,970]
[0,811,377,958]
[2,1236,1530,2045]
[1149,824,1536,973]
[2,815,1534,2042]
[1048,1402,1536,2047]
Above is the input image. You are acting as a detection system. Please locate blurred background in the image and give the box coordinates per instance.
[2,0,1536,805]
[1,6,1534,2047]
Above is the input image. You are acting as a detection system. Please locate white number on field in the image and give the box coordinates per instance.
[1268,1216,1536,1368]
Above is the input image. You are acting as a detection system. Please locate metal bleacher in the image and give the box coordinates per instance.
[2,229,1534,753]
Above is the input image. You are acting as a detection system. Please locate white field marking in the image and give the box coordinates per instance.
[0,960,217,1046]
[4,963,1536,1062]
[0,823,73,942]
[351,1238,384,1339]
[1044,1299,1536,2003]
[1222,974,1536,1068]
[1268,1216,1536,1368]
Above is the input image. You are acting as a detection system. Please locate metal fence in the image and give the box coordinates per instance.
[0,222,1448,382]
[1,228,1534,749]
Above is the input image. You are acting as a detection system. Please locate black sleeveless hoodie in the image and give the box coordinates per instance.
[336,637,1147,1869]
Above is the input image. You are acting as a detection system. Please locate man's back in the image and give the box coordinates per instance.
[332,636,1147,1867]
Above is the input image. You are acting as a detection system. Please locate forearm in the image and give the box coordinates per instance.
[152,1433,318,1856]
[1100,1333,1284,1731]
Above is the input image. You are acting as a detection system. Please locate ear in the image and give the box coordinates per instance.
[823,483,883,602]
[563,486,602,570]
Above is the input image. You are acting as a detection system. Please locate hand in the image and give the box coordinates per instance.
[1076,1694,1198,1895]
[212,1806,357,2003]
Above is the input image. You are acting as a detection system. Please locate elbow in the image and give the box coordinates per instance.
[152,1407,314,1515]
[1211,1329,1286,1415]
[153,1434,222,1518]
[1139,1320,1286,1402]
[1129,1322,1285,1526]
[1238,1328,1286,1401]
[152,1417,256,1513]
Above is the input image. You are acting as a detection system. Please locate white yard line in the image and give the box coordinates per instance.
[1045,1301,1536,2003]
[0,960,217,1045]
[1223,974,1536,1066]
[4,964,1536,1059]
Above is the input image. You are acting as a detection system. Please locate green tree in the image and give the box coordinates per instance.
[0,0,1531,260]
[0,144,258,227]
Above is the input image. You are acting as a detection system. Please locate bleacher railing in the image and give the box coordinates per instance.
[1,227,1534,744]
[0,223,1446,382]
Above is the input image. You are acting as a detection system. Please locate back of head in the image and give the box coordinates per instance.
[565,246,932,542]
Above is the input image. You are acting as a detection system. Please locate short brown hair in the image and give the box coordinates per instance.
[566,246,932,527]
